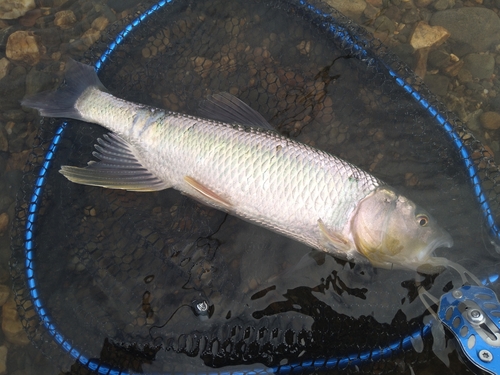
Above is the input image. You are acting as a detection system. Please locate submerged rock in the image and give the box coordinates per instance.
[410,22,450,50]
[0,58,7,80]
[463,53,495,80]
[54,10,77,29]
[0,0,35,20]
[480,111,500,130]
[6,30,45,65]
[430,8,500,55]
[0,213,8,234]
[0,285,9,306]
[0,132,7,153]
[0,346,6,375]
[424,73,450,97]
[2,296,29,345]
[325,0,366,21]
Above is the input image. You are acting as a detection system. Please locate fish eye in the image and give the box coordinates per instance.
[416,215,429,227]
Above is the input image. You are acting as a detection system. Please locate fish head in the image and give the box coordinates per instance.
[350,187,453,273]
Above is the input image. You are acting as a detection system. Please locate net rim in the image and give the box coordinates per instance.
[19,0,500,373]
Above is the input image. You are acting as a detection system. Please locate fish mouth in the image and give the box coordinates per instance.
[417,231,454,262]
[433,231,454,249]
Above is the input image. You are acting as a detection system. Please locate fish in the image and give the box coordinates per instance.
[22,59,454,274]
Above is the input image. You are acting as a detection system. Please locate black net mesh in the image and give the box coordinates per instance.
[9,0,500,374]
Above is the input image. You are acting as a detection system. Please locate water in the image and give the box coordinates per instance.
[2,0,500,374]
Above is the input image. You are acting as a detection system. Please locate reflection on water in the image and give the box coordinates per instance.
[2,0,500,374]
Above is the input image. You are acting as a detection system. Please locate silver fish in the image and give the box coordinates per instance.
[22,60,454,273]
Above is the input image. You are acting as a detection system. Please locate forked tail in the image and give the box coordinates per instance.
[21,59,107,121]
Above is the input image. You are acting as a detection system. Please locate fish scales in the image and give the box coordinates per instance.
[22,60,455,272]
[77,86,382,250]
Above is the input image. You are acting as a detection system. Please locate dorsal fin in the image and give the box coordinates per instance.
[198,92,275,131]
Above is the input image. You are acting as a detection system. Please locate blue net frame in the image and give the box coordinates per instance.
[14,0,500,374]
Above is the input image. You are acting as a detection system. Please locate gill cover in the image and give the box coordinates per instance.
[351,188,453,272]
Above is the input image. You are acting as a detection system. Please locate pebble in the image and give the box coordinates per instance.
[410,21,450,50]
[2,296,29,345]
[491,96,500,112]
[91,16,109,31]
[18,8,42,27]
[0,132,7,153]
[0,286,9,307]
[366,0,383,7]
[416,0,433,6]
[363,4,380,20]
[0,0,35,20]
[463,53,495,79]
[5,30,44,65]
[0,346,6,375]
[402,8,420,24]
[457,68,473,83]
[296,40,311,55]
[374,15,396,34]
[433,0,453,10]
[326,0,367,21]
[430,8,500,55]
[424,73,450,96]
[0,26,14,50]
[0,213,8,235]
[480,111,500,130]
[442,60,463,77]
[53,10,76,29]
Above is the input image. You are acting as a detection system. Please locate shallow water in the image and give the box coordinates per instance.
[1,0,500,374]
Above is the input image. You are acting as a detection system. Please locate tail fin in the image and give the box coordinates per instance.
[21,59,106,120]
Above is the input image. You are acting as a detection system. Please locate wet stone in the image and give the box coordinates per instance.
[433,0,453,10]
[430,7,500,55]
[442,60,463,77]
[24,67,55,97]
[18,8,42,27]
[457,68,473,83]
[0,132,7,153]
[54,10,76,29]
[491,96,500,112]
[416,0,433,6]
[91,16,109,31]
[463,53,495,80]
[0,213,7,235]
[363,3,380,21]
[402,8,420,24]
[0,0,35,20]
[2,296,29,345]
[428,49,450,68]
[0,346,6,375]
[410,21,450,50]
[424,73,450,96]
[373,16,396,34]
[326,0,367,21]
[6,30,45,66]
[480,111,500,130]
[0,26,16,50]
[0,285,9,307]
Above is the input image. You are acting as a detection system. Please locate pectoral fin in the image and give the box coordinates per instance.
[184,176,232,209]
[318,218,351,253]
[60,133,170,192]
